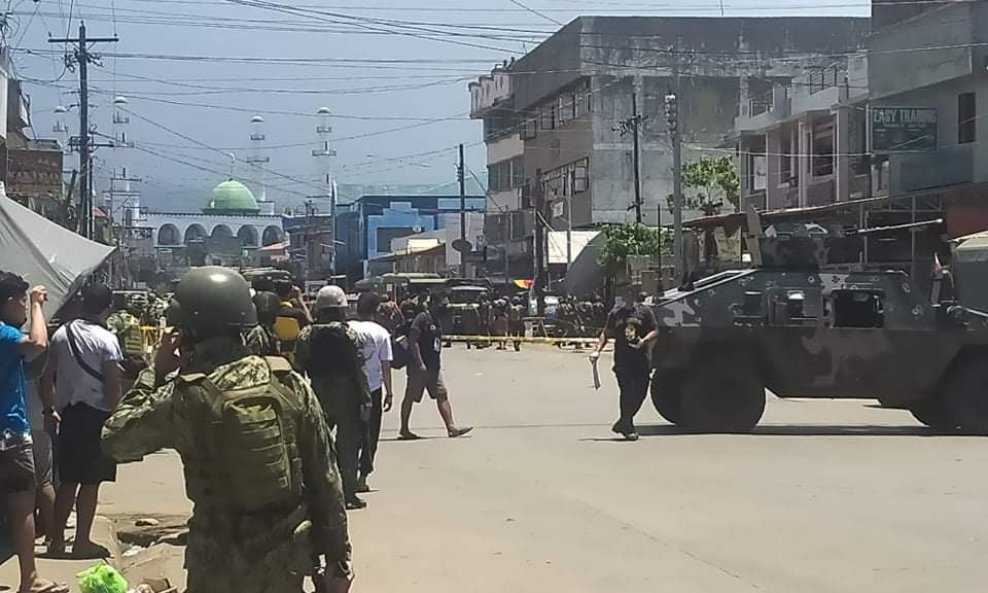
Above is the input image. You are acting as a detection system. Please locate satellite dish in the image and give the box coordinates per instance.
[452,238,472,253]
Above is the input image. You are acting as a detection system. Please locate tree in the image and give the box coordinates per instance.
[668,156,740,216]
[596,223,670,273]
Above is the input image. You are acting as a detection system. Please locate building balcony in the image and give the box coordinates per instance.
[735,84,790,134]
[469,67,513,119]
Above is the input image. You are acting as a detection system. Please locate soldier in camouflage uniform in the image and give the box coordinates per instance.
[246,291,281,356]
[146,292,169,326]
[294,285,372,510]
[107,293,148,383]
[102,268,353,593]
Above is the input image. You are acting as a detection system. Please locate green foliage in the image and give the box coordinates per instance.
[596,224,670,272]
[671,156,740,216]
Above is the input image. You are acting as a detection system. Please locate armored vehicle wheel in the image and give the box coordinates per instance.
[680,355,765,433]
[943,360,988,435]
[909,395,957,431]
[650,370,684,425]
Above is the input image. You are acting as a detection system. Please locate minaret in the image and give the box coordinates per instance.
[109,96,142,231]
[313,107,337,271]
[246,115,273,215]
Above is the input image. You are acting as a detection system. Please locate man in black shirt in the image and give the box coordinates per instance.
[590,284,658,441]
[398,295,473,440]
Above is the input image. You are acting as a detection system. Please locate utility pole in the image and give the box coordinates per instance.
[631,90,643,224]
[50,22,118,239]
[533,170,546,316]
[666,39,685,283]
[457,143,467,278]
[566,169,574,270]
[618,81,646,224]
[503,212,512,281]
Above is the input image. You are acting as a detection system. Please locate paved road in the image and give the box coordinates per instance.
[99,345,988,593]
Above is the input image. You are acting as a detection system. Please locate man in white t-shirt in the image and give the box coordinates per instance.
[40,284,123,558]
[350,291,393,493]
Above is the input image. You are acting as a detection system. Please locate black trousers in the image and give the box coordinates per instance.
[615,365,650,429]
[359,388,383,477]
[325,412,362,499]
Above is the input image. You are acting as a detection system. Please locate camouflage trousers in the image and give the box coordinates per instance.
[184,517,313,593]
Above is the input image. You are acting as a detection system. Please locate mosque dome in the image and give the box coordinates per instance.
[203,179,260,214]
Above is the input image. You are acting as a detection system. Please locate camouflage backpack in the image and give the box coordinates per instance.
[178,356,303,512]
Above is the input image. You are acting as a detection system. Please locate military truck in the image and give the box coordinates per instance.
[649,220,988,434]
[445,285,490,335]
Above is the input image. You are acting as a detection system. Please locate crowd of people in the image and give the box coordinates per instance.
[0,263,655,593]
[0,266,478,593]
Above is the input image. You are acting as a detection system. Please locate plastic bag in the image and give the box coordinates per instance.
[77,562,129,593]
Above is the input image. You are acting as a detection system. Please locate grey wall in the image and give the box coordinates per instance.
[868,2,976,100]
[512,19,584,110]
[590,74,747,225]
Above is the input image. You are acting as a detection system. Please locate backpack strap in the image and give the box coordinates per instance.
[176,372,208,385]
[264,355,293,375]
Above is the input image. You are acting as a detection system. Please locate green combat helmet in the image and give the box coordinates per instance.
[167,267,258,334]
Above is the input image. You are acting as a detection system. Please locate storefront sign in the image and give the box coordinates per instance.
[870,107,937,152]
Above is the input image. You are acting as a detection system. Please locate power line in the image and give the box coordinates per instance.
[505,0,563,26]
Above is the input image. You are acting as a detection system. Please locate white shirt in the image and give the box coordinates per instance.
[349,320,392,392]
[50,319,123,412]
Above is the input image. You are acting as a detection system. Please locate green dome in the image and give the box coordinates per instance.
[203,180,260,213]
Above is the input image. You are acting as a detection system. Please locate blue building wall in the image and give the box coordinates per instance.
[334,194,484,280]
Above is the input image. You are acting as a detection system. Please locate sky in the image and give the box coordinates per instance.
[6,0,870,212]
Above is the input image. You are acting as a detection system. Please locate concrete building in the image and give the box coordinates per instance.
[470,16,870,278]
[734,0,988,242]
[334,194,485,281]
[736,52,871,211]
[0,52,65,221]
[865,0,988,238]
[146,179,284,268]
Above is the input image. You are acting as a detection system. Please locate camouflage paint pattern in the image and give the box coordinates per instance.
[651,236,988,406]
[102,338,351,593]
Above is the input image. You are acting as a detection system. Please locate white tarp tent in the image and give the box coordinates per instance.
[0,193,115,314]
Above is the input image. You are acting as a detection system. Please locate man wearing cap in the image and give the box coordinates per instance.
[294,286,372,510]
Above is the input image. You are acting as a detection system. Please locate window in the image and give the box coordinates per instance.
[573,158,589,192]
[780,133,793,184]
[768,288,822,326]
[557,96,570,126]
[540,103,555,130]
[522,115,537,140]
[812,124,834,177]
[488,159,521,192]
[959,92,976,144]
[832,290,885,328]
[510,156,525,187]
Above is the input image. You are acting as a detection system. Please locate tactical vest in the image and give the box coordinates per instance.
[306,323,356,378]
[177,357,304,512]
[116,314,144,358]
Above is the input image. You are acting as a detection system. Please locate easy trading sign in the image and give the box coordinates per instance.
[870,107,938,152]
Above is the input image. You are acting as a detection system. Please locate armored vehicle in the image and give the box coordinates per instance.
[649,222,988,434]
